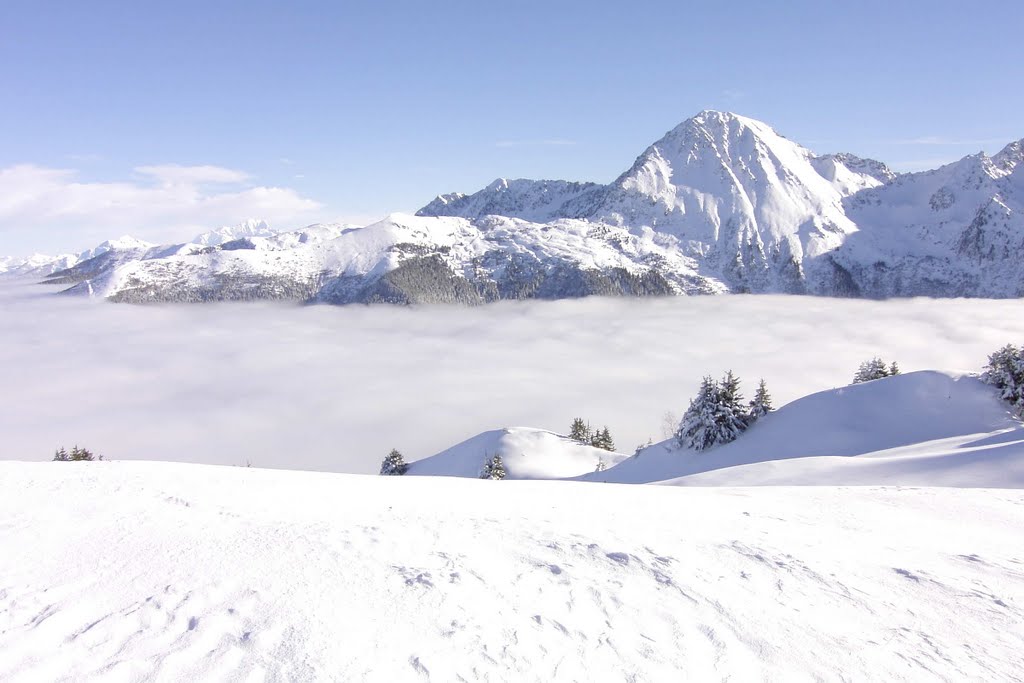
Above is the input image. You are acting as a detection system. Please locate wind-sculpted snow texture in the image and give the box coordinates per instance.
[11,110,1024,302]
[1,462,1022,681]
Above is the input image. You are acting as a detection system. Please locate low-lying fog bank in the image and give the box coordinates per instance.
[2,279,1023,473]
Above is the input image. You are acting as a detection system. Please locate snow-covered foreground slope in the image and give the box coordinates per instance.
[587,372,1024,487]
[1,462,1022,682]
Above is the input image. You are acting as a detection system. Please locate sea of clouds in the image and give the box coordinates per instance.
[3,278,1023,474]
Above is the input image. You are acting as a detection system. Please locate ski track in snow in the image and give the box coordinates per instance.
[1,462,1022,681]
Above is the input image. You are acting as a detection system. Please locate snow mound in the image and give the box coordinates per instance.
[407,427,626,479]
[1,462,1022,680]
[591,371,1024,487]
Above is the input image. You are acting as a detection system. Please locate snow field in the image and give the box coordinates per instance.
[1,462,1023,681]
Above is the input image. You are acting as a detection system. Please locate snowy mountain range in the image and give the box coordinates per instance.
[7,110,1024,302]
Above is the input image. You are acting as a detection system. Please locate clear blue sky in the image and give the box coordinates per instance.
[2,0,1022,253]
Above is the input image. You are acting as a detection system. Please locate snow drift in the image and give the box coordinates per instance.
[406,427,625,479]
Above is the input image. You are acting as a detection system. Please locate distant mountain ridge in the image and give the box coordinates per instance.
[416,110,1024,298]
[7,111,1024,301]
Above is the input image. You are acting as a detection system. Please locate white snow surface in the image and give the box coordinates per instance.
[1,462,1022,681]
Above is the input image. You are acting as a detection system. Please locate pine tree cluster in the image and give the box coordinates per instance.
[567,418,616,451]
[379,448,409,475]
[982,344,1024,416]
[480,453,506,480]
[675,372,773,452]
[53,445,100,461]
[852,358,901,384]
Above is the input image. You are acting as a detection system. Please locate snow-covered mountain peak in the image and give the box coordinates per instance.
[10,112,1022,301]
[673,109,778,136]
[79,235,158,261]
[416,178,602,223]
[93,235,155,252]
[820,153,897,185]
[992,138,1024,176]
[589,110,865,277]
[643,110,799,168]
[193,219,276,247]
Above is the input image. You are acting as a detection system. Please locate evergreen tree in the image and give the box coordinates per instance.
[68,445,96,461]
[714,371,749,441]
[568,417,591,444]
[53,447,69,461]
[589,426,615,452]
[719,370,744,412]
[594,458,606,473]
[748,378,774,421]
[853,357,898,383]
[676,373,750,452]
[480,453,506,480]
[676,376,723,451]
[599,427,615,452]
[719,370,749,429]
[982,344,1024,416]
[379,448,409,475]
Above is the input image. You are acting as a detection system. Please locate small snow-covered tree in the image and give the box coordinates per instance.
[676,376,723,451]
[676,373,751,452]
[568,418,591,444]
[380,448,409,475]
[719,370,749,431]
[480,453,506,480]
[633,438,653,458]
[982,344,1024,416]
[590,426,615,452]
[719,371,744,413]
[54,445,97,461]
[603,428,615,452]
[69,445,97,461]
[594,458,606,473]
[853,357,900,384]
[748,379,774,422]
[660,411,679,440]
